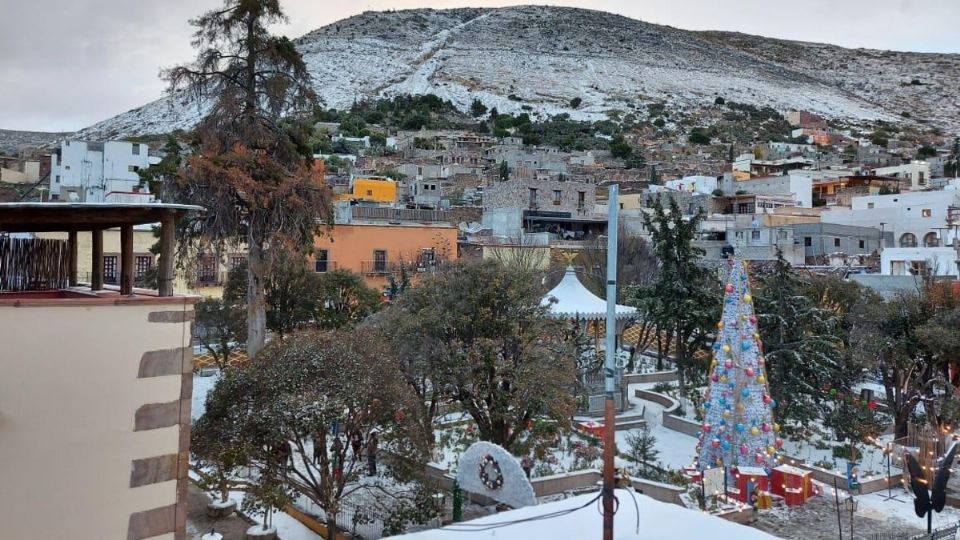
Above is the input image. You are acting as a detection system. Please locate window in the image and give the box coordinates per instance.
[315,249,330,272]
[923,232,939,247]
[751,230,761,240]
[419,248,436,270]
[132,144,141,155]
[899,233,917,248]
[834,238,841,247]
[128,165,140,172]
[804,237,812,247]
[135,256,152,280]
[867,202,875,209]
[777,229,788,240]
[922,208,932,218]
[103,256,118,284]
[553,190,562,205]
[366,189,373,196]
[578,191,586,210]
[197,259,217,283]
[529,188,538,207]
[373,250,387,273]
[859,240,865,249]
[64,165,70,170]
[230,256,246,269]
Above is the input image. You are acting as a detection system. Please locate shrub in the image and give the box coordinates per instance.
[570,97,583,109]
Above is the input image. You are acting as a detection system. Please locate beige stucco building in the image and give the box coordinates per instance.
[0,203,198,540]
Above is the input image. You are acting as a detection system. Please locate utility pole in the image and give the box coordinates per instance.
[602,184,619,540]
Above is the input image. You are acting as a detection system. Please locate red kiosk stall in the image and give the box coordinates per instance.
[770,464,813,506]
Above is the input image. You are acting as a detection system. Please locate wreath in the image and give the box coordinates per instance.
[478,453,504,490]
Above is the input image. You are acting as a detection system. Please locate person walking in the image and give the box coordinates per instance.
[331,436,344,481]
[350,431,363,460]
[520,455,534,479]
[366,432,379,476]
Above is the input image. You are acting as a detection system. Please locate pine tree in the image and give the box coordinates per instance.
[697,254,780,471]
[499,160,510,181]
[754,250,844,429]
[165,0,331,357]
[626,197,717,408]
[626,423,659,472]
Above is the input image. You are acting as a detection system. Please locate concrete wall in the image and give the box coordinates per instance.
[623,371,678,385]
[0,294,195,540]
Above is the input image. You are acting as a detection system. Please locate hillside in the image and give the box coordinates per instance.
[72,6,960,140]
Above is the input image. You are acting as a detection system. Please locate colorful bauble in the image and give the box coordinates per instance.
[711,439,720,449]
[722,410,731,419]
[744,294,752,303]
[702,423,712,433]
[720,375,728,384]
[736,423,745,433]
[775,438,784,448]
[763,395,772,405]
[742,341,751,351]
[745,367,755,377]
[722,344,731,353]
[721,440,731,450]
[724,359,733,369]
[741,388,750,398]
[767,446,776,456]
[711,374,719,383]
[757,375,766,384]
[717,321,725,329]
[773,423,781,433]
[725,283,734,293]
[740,444,749,455]
[750,426,760,436]
[755,453,764,464]
[761,423,771,433]
[749,315,757,325]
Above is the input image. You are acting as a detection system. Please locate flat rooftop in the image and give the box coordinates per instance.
[0,202,203,232]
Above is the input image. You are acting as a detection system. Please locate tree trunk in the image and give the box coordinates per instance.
[247,236,267,358]
[326,516,338,540]
[895,407,911,439]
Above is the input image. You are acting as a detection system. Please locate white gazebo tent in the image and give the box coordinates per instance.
[542,266,637,415]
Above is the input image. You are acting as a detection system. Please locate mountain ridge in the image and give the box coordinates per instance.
[44,6,960,141]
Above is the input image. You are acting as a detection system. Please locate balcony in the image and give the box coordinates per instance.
[361,260,395,275]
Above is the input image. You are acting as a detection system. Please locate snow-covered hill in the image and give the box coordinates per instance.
[77,6,960,139]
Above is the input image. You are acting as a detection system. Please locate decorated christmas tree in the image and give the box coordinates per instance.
[697,254,781,472]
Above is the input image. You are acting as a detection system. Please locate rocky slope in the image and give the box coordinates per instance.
[74,6,960,140]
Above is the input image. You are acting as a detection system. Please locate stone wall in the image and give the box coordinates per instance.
[484,177,596,215]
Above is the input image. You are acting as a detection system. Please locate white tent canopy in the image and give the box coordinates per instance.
[542,266,638,320]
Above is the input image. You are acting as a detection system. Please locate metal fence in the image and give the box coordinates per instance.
[869,523,959,540]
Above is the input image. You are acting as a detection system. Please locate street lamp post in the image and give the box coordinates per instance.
[844,496,858,539]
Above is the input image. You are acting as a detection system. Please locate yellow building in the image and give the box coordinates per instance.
[336,176,397,203]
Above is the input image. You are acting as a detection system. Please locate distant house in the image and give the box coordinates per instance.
[50,140,159,203]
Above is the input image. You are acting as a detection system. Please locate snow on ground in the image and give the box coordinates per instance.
[392,489,777,540]
[192,371,220,421]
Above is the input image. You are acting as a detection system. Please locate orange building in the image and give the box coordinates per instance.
[314,204,458,289]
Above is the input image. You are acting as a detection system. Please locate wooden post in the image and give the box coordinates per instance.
[158,214,175,297]
[91,229,103,290]
[67,231,78,286]
[120,224,133,295]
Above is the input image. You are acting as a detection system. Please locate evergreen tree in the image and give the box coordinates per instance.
[626,197,718,409]
[753,251,845,429]
[165,0,331,357]
[626,423,659,472]
[470,98,488,117]
[498,160,510,181]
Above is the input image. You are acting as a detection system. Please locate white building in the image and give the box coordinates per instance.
[822,188,960,249]
[873,161,930,190]
[50,141,159,202]
[721,173,813,208]
[881,247,959,277]
[663,175,719,195]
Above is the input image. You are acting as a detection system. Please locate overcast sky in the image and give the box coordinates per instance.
[2,0,957,132]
